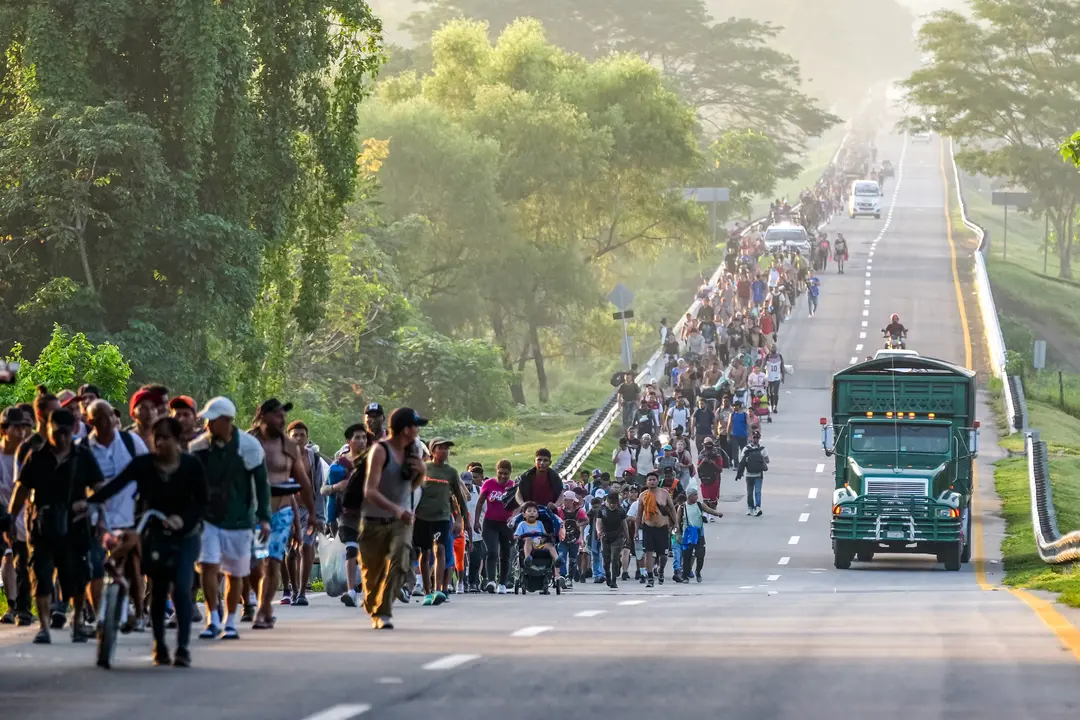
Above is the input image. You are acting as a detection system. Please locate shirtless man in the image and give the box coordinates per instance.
[248,399,316,628]
[634,472,675,588]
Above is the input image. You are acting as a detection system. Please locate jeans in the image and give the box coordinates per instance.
[557,542,579,578]
[591,534,605,579]
[745,475,764,510]
[808,293,819,314]
[671,536,682,573]
[150,533,200,650]
[681,534,706,575]
[730,435,747,466]
[481,519,513,586]
[767,380,781,410]
[467,538,486,587]
[601,534,624,580]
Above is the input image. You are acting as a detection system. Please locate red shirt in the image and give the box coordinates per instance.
[530,470,556,506]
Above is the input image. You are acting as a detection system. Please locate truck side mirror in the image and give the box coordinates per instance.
[969,428,979,458]
[821,420,834,455]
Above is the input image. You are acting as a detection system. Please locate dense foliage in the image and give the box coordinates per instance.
[901,0,1080,278]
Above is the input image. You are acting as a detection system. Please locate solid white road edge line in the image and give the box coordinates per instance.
[423,654,481,670]
[511,626,553,637]
[302,705,371,720]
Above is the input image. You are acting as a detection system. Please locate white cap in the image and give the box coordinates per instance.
[199,396,237,422]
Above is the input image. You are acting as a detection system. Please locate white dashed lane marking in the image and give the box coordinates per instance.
[302,705,371,720]
[850,356,859,364]
[511,626,553,637]
[863,310,869,316]
[423,654,481,670]
[860,332,866,339]
[799,513,810,522]
[575,610,607,618]
[808,488,819,499]
[778,557,791,565]
[789,536,801,545]
[618,600,647,606]
[856,344,863,351]
[861,320,868,327]
[815,463,825,473]
[767,574,781,582]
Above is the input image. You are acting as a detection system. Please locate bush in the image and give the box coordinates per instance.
[0,325,133,407]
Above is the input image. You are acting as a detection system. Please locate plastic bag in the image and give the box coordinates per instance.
[317,535,348,598]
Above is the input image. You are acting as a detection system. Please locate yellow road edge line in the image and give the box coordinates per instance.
[939,138,988,587]
[940,137,1080,662]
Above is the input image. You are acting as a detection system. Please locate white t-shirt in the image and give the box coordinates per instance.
[627,500,643,543]
[464,483,484,541]
[669,407,691,432]
[0,452,25,542]
[85,431,149,529]
[634,445,656,476]
[766,356,783,382]
[749,371,767,391]
[612,447,633,478]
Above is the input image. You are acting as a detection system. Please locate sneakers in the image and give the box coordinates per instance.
[658,573,665,585]
[340,593,357,608]
[199,624,223,640]
[484,581,496,594]
[153,645,172,666]
[432,591,448,606]
[0,611,14,624]
[173,647,192,668]
[556,577,566,591]
[190,606,203,624]
[646,576,655,588]
[621,572,630,581]
[672,572,683,584]
[241,604,255,623]
[496,584,508,595]
[399,586,412,604]
[50,609,66,630]
[134,615,146,633]
[639,574,647,584]
[372,615,394,630]
[292,594,309,607]
[696,573,703,583]
[165,612,178,629]
[747,508,755,516]
[422,593,435,606]
[755,508,763,517]
[33,629,51,644]
[607,578,618,590]
[279,591,292,606]
[15,612,33,627]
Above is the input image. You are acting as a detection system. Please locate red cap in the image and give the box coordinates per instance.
[168,395,197,413]
[129,388,167,415]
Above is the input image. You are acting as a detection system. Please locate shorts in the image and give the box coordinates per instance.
[296,507,317,546]
[199,522,253,578]
[700,480,720,503]
[267,506,295,561]
[642,525,671,554]
[28,536,83,599]
[412,518,452,554]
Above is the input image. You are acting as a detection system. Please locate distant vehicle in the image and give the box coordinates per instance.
[881,160,895,178]
[874,348,920,360]
[911,131,932,143]
[848,180,882,219]
[763,222,811,254]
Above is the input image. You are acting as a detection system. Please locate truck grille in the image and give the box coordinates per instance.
[865,478,928,496]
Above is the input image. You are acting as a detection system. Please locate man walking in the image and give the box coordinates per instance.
[361,408,427,630]
[736,429,770,516]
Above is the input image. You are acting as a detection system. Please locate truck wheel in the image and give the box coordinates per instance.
[961,511,972,564]
[833,542,853,570]
[856,549,875,562]
[942,541,962,571]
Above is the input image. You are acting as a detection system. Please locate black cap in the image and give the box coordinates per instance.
[389,407,428,433]
[77,383,103,398]
[0,406,31,427]
[48,407,77,429]
[344,422,366,440]
[257,398,293,416]
[365,402,384,416]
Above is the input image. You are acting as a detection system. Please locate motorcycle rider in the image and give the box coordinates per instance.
[882,313,908,349]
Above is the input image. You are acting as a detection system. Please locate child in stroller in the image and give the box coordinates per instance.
[510,502,564,595]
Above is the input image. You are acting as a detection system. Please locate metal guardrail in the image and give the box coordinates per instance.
[952,140,1074,565]
[555,132,852,477]
[949,139,1019,434]
[1026,431,1080,565]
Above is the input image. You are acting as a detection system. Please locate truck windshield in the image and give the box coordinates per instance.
[850,424,950,454]
[854,182,879,196]
[765,229,807,245]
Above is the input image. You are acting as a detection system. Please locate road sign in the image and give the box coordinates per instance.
[1033,340,1047,370]
[612,310,635,321]
[992,191,1032,209]
[682,187,731,203]
[607,283,635,312]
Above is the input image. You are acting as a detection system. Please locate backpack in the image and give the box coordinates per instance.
[743,446,768,475]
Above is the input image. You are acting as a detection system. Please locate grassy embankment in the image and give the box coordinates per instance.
[960,183,1080,607]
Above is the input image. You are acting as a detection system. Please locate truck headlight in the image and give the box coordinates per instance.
[936,507,960,519]
[833,505,857,516]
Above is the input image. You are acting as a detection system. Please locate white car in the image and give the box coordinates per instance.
[763,222,811,254]
[848,180,882,219]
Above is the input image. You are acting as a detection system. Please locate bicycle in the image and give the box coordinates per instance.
[97,509,168,669]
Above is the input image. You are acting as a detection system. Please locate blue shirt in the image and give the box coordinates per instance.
[751,279,767,305]
[808,277,820,298]
[730,410,749,438]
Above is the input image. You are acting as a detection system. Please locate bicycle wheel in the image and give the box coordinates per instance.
[97,583,126,669]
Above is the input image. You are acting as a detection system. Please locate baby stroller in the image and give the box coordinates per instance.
[750,387,771,424]
[509,506,563,595]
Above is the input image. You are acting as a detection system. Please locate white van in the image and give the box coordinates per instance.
[848,180,882,219]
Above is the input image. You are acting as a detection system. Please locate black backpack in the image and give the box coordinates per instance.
[743,446,768,475]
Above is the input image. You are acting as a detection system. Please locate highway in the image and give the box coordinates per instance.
[2,133,1079,720]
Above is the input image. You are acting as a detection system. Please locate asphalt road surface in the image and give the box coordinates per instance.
[3,134,1079,720]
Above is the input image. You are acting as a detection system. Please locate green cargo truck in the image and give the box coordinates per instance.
[820,351,980,571]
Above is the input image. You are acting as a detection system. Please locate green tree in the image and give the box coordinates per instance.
[0,1,383,398]
[900,0,1080,278]
[0,324,132,408]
